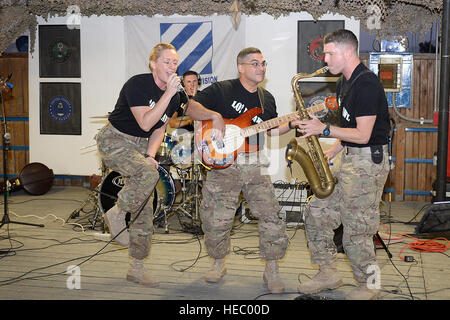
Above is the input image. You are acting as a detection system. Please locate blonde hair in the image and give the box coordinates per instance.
[148,43,176,71]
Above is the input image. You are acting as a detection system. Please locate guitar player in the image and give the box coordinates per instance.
[186,47,298,293]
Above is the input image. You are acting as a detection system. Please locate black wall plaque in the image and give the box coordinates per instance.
[297,20,345,75]
[39,25,81,78]
[40,82,81,135]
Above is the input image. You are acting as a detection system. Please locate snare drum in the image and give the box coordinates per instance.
[98,166,176,222]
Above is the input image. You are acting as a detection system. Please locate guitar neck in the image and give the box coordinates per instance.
[307,102,326,114]
[240,112,299,137]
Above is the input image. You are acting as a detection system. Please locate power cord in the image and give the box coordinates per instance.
[0,188,152,286]
[398,234,449,260]
[169,233,205,272]
[0,245,127,287]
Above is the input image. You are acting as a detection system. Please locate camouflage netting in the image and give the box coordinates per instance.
[0,0,445,54]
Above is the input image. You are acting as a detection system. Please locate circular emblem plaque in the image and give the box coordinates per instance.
[49,39,71,63]
[307,37,324,61]
[48,96,73,122]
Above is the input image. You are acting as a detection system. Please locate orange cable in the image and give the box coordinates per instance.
[397,234,449,261]
[378,223,449,260]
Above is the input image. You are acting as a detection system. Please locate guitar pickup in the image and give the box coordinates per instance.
[200,139,211,155]
[213,138,225,149]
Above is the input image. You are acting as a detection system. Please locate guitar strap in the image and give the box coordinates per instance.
[255,86,267,163]
[257,86,265,114]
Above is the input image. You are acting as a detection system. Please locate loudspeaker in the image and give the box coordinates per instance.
[416,201,450,234]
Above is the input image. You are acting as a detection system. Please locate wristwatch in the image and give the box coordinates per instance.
[322,123,331,137]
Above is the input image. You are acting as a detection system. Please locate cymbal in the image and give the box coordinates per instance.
[90,115,109,119]
[172,116,194,121]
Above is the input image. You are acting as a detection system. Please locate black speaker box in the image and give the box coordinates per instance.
[415,201,450,235]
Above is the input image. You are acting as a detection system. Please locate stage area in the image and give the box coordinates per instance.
[0,186,449,301]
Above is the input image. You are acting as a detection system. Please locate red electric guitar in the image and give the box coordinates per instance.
[195,96,337,169]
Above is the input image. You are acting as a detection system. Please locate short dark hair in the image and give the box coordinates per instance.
[324,29,358,50]
[237,47,262,64]
[182,70,199,79]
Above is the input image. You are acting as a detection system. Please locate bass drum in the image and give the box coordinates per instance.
[98,166,176,223]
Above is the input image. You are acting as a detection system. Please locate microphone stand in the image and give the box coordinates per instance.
[0,82,44,229]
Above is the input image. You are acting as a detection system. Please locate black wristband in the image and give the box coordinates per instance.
[143,153,152,158]
[288,121,295,130]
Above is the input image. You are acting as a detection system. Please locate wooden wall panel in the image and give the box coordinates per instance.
[0,53,29,180]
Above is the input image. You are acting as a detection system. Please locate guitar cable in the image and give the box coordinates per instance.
[175,86,191,129]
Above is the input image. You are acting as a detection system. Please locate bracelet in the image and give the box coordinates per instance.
[143,153,153,159]
[288,121,295,130]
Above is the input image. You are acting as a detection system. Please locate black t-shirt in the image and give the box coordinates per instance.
[109,73,182,138]
[193,79,278,147]
[337,63,390,147]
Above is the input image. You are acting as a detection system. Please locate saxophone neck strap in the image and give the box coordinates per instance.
[337,69,372,106]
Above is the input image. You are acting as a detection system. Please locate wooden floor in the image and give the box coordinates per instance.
[0,186,449,303]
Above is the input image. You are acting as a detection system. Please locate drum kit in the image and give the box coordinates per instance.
[71,120,205,234]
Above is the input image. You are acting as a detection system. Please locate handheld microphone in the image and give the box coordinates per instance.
[177,83,185,93]
[169,72,185,93]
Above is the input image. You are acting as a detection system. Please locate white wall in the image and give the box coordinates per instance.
[29,12,359,182]
[29,15,126,176]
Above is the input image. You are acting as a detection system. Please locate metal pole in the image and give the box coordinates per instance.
[436,0,450,201]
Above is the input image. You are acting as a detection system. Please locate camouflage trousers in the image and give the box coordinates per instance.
[95,123,159,260]
[200,159,289,261]
[304,148,390,283]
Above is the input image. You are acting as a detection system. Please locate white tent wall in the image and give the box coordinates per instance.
[28,12,358,183]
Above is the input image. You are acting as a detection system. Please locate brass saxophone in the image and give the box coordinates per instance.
[285,66,336,199]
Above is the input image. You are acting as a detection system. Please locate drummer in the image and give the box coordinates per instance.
[168,70,201,131]
[167,70,201,165]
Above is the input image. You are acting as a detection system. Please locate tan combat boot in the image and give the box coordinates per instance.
[205,258,227,283]
[346,283,381,300]
[297,263,343,294]
[263,260,285,293]
[104,204,129,246]
[126,258,159,287]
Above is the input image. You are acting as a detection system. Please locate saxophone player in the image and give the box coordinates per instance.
[291,29,391,300]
